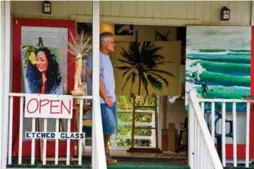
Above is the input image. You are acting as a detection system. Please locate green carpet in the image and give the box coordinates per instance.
[107,158,189,169]
[8,157,254,169]
[7,157,189,169]
[224,167,254,169]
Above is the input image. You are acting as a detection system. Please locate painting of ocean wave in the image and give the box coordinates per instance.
[186,26,251,112]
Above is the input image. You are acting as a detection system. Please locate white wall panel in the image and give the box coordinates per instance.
[12,1,251,26]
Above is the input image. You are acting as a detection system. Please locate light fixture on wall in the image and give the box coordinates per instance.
[43,1,51,14]
[221,6,230,21]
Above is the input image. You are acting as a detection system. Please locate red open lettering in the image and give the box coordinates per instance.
[50,100,60,114]
[26,98,39,114]
[25,96,72,118]
[39,99,49,113]
[61,100,72,115]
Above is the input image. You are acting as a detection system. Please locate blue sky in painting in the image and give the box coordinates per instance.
[186,26,251,50]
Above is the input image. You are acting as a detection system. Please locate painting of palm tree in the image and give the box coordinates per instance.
[116,41,175,95]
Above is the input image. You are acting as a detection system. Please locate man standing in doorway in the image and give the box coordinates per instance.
[85,32,117,164]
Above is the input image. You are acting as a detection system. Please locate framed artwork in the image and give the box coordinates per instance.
[111,41,181,96]
[185,26,253,159]
[154,30,171,41]
[21,37,63,94]
[77,22,92,35]
[115,24,134,36]
[12,18,76,157]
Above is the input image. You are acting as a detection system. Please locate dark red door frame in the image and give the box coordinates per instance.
[12,17,76,157]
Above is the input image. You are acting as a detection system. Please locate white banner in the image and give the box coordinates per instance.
[25,132,85,140]
[24,94,73,119]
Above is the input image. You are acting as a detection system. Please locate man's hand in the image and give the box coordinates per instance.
[105,97,113,108]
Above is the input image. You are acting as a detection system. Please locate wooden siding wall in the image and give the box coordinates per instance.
[12,1,251,26]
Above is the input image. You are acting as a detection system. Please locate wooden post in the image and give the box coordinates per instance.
[162,96,168,129]
[155,95,159,149]
[131,95,136,148]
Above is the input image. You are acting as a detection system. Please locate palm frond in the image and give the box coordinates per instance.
[147,72,169,86]
[146,69,175,78]
[130,72,137,93]
[147,74,163,90]
[152,54,164,60]
[141,74,149,95]
[155,61,173,65]
[122,68,134,78]
[115,66,133,70]
[139,42,164,68]
[129,41,141,62]
[121,47,136,63]
[121,72,136,91]
[147,46,162,55]
[117,58,135,65]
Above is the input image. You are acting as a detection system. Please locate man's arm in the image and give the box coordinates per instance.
[88,72,113,107]
[99,78,113,107]
[99,78,108,100]
[85,55,113,107]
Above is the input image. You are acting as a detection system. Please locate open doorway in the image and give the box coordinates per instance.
[78,22,188,161]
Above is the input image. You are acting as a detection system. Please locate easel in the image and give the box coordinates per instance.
[128,94,162,153]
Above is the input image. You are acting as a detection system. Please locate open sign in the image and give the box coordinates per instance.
[24,94,73,119]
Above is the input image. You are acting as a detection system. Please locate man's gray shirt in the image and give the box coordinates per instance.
[85,52,116,103]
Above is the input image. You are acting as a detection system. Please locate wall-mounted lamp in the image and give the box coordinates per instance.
[221,6,230,21]
[43,1,51,14]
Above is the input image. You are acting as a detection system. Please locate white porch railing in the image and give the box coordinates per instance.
[7,93,93,166]
[198,97,250,168]
[188,89,223,169]
[4,2,106,168]
[189,89,252,168]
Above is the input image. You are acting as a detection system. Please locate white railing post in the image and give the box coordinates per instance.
[43,119,48,165]
[31,118,36,165]
[66,119,71,165]
[55,119,59,165]
[189,89,223,169]
[18,97,24,165]
[1,1,11,169]
[151,110,155,148]
[92,1,107,169]
[232,102,237,167]
[222,102,226,167]
[78,99,84,165]
[211,102,215,142]
[0,1,4,167]
[245,102,250,167]
[188,95,195,168]
[8,97,13,165]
